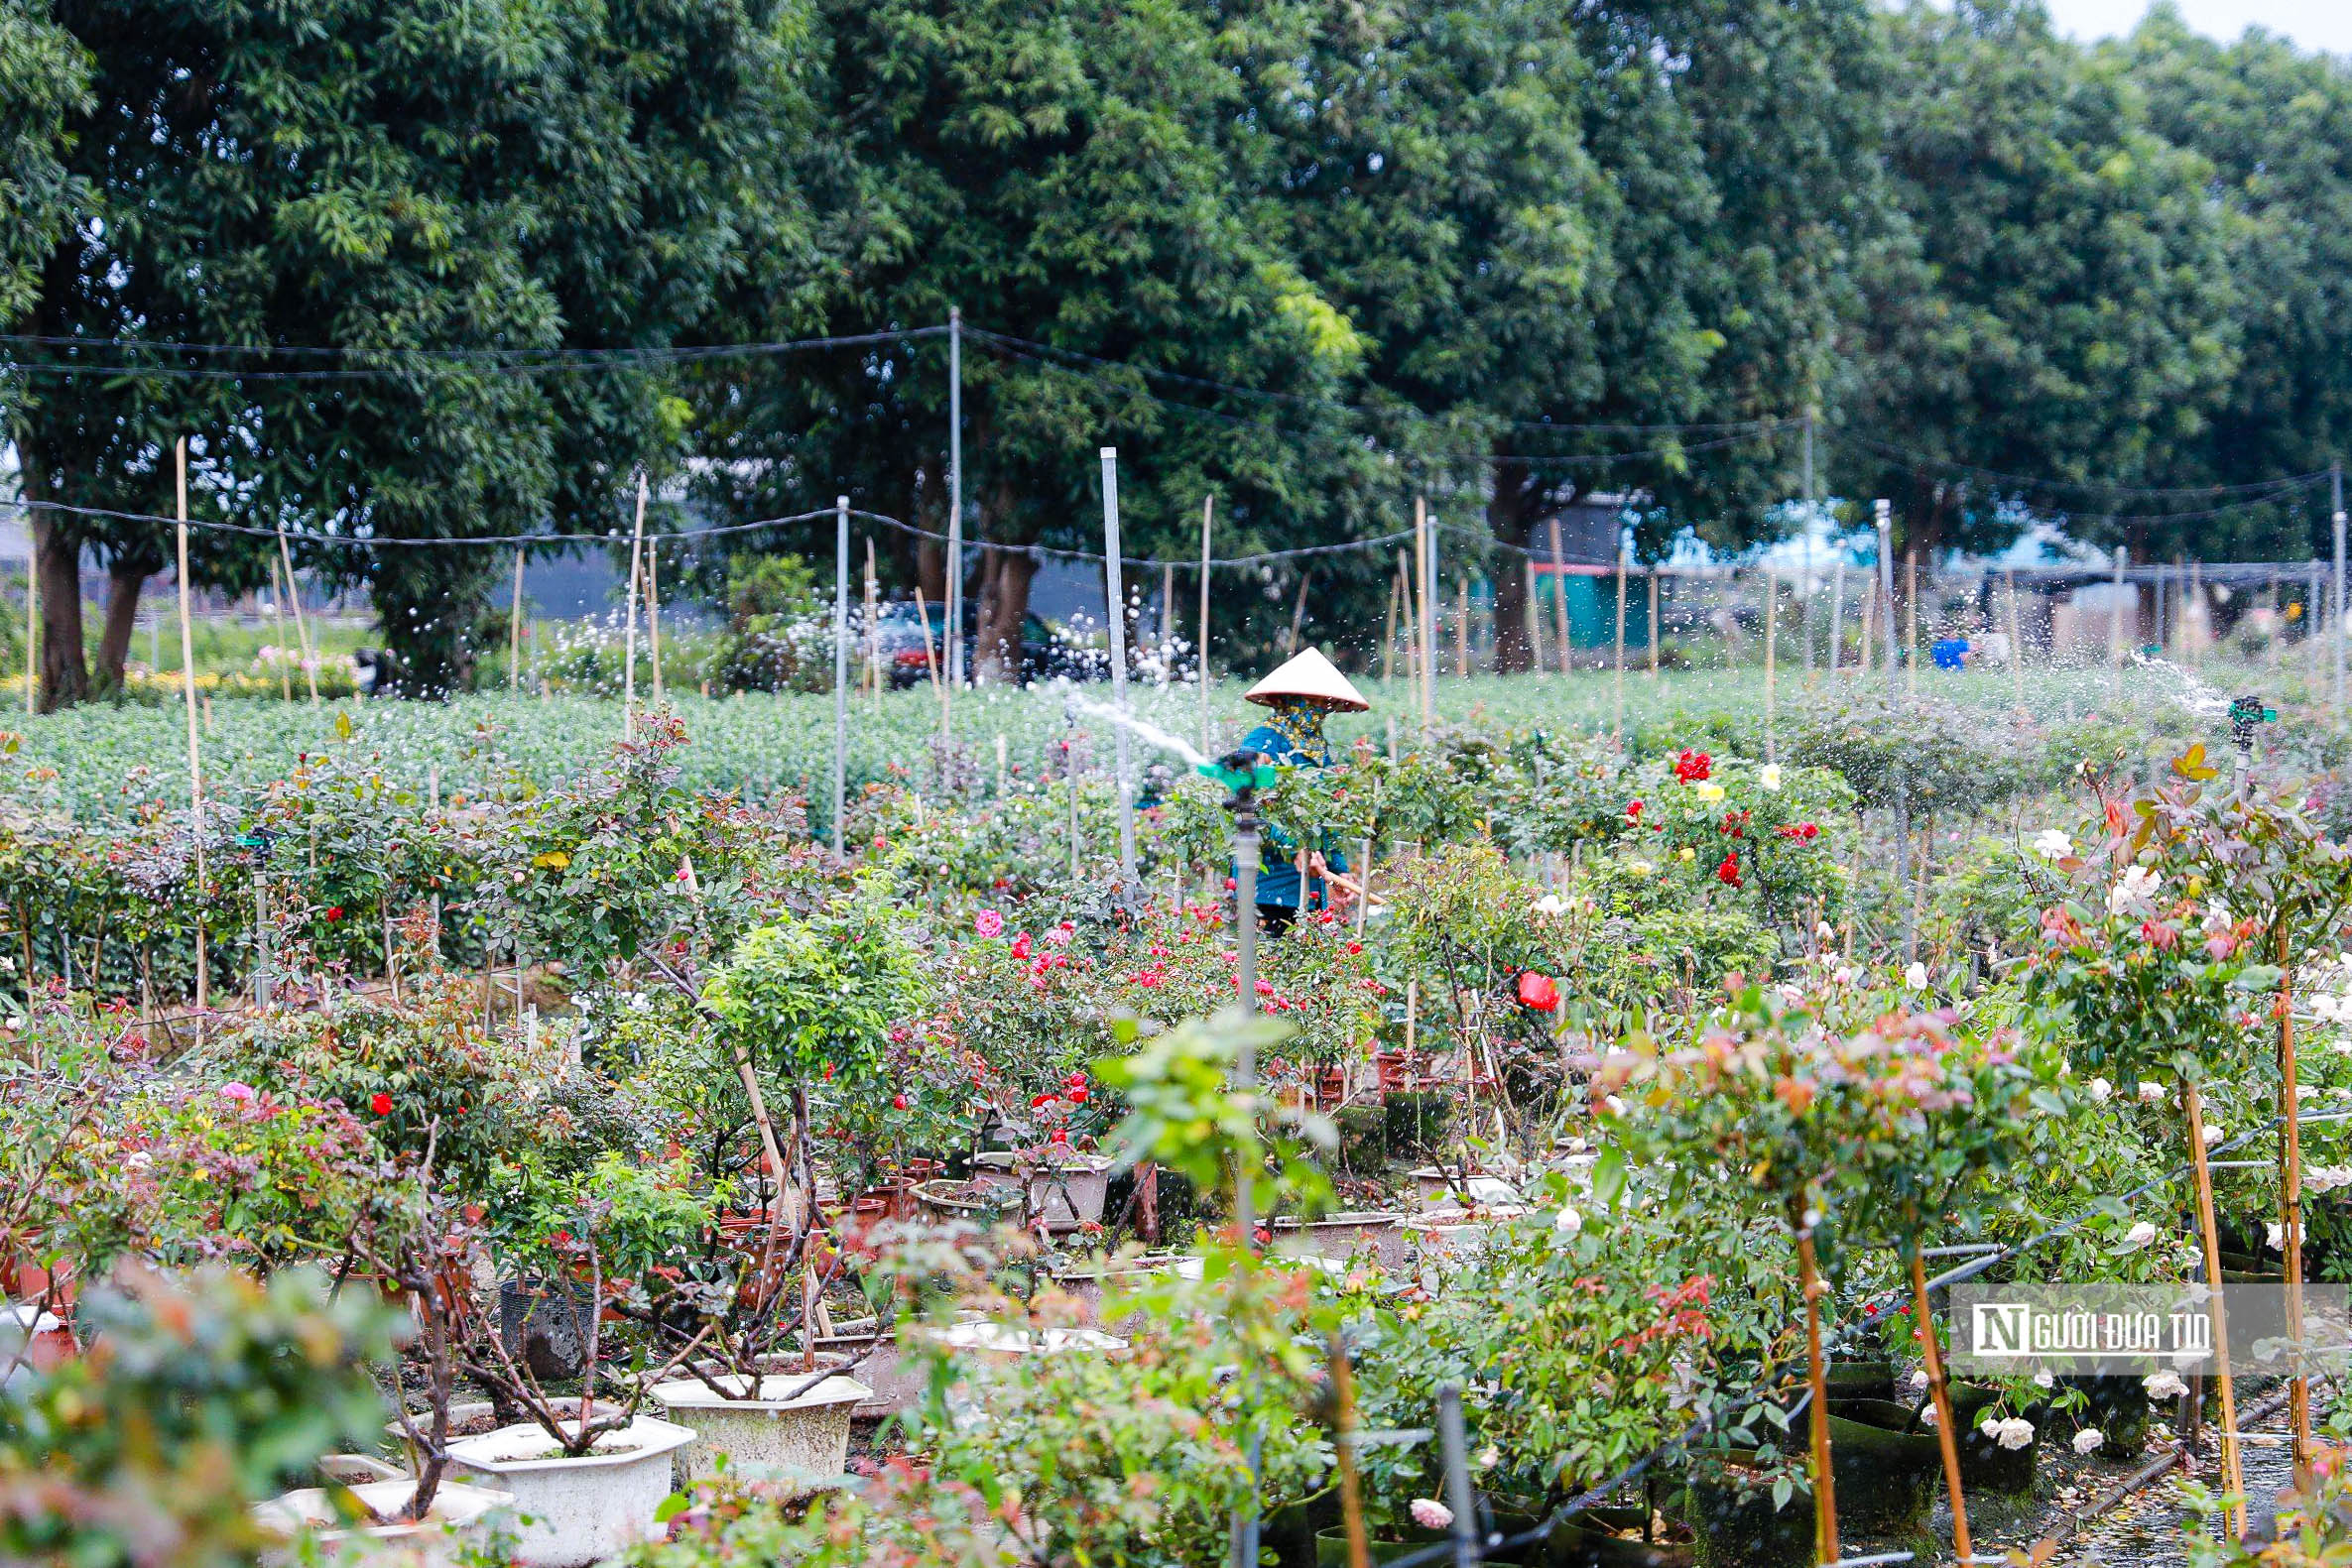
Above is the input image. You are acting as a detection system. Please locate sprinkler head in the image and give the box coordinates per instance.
[2228,694,2276,756]
[1198,749,1278,799]
[235,828,275,866]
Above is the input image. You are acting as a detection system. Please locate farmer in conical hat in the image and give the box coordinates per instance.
[1237,647,1368,935]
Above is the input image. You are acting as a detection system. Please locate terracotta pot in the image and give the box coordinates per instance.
[1373,1050,1413,1092]
[1312,1066,1350,1109]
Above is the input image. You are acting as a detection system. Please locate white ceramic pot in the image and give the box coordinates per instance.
[1408,1167,1522,1210]
[444,1414,695,1568]
[648,1373,871,1496]
[969,1151,1115,1231]
[1269,1212,1408,1268]
[253,1476,515,1568]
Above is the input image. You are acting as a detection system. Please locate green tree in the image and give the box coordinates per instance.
[692,0,1368,680]
[6,0,821,702]
[1837,0,2243,562]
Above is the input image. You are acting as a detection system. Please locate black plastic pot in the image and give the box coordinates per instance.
[1313,1522,1537,1567]
[1549,1506,1694,1567]
[1822,1361,1897,1404]
[1672,1470,1812,1568]
[2057,1374,2153,1459]
[1822,1399,1942,1534]
[1944,1384,2041,1494]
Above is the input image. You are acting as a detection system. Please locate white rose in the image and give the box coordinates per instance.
[2033,829,2072,861]
[2071,1428,2104,1456]
[2267,1222,2287,1253]
[2122,1221,2160,1250]
[1552,1206,1583,1237]
[2033,1371,2054,1388]
[2202,1123,2225,1147]
[1628,859,1654,877]
[1604,1095,1628,1117]
[1979,1416,2035,1451]
[2145,1371,2189,1401]
[1905,962,1928,990]
[1758,765,1783,791]
[1815,920,1837,943]
[2108,865,2163,915]
[2089,1077,2113,1103]
[2138,1081,2167,1104]
[1534,893,1568,916]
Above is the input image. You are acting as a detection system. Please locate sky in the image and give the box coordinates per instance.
[2042,0,2352,54]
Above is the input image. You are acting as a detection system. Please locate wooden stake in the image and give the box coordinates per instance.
[1905,549,1919,694]
[2183,1080,2245,1535]
[2280,932,2312,1485]
[1648,569,1660,679]
[1383,569,1400,684]
[1289,567,1314,658]
[622,471,647,741]
[267,557,293,701]
[1548,515,1571,678]
[864,540,881,711]
[1613,552,1628,743]
[1454,574,1469,677]
[1415,499,1433,728]
[275,527,320,706]
[1764,565,1778,763]
[1795,1209,1838,1567]
[648,540,664,704]
[2005,568,2026,712]
[1198,495,1213,761]
[1911,1248,1971,1563]
[1522,559,1542,676]
[175,439,207,1019]
[1330,1338,1373,1568]
[509,547,526,693]
[1859,575,1875,679]
[21,526,35,715]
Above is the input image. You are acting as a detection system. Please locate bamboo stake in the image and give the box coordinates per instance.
[2006,568,2026,712]
[175,439,207,1020]
[1795,1208,1839,1567]
[864,540,881,712]
[1454,574,1468,677]
[2280,933,2312,1484]
[275,526,320,707]
[1198,496,1213,761]
[1289,567,1314,658]
[1859,576,1875,679]
[1383,571,1400,684]
[2183,1080,2245,1535]
[509,547,526,693]
[1330,1338,1372,1568]
[267,558,293,700]
[1648,569,1660,679]
[21,527,36,714]
[622,473,647,742]
[648,540,664,704]
[1549,515,1571,677]
[1906,549,1919,694]
[1764,565,1778,763]
[1613,553,1628,743]
[1522,559,1542,676]
[1415,500,1433,729]
[1911,1250,1971,1563]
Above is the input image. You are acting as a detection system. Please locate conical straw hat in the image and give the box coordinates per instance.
[1244,647,1370,711]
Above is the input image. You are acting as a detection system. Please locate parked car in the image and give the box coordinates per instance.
[870,602,1091,686]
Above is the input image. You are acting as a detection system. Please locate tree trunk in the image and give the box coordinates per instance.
[1487,461,1540,673]
[32,517,87,711]
[916,538,945,605]
[975,545,1037,684]
[94,563,149,692]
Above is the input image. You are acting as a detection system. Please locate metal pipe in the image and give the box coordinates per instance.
[832,495,848,857]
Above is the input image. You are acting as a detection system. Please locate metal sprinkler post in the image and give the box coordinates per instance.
[1199,746,1276,1568]
[2229,694,2276,761]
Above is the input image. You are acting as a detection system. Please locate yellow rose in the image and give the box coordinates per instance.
[1693,782,1725,802]
[533,850,572,870]
[1678,847,1695,862]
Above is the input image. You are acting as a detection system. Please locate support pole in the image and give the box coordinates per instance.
[1548,514,1571,678]
[1198,496,1214,760]
[1829,554,1846,676]
[1764,564,1778,763]
[509,547,526,693]
[1795,1204,1839,1567]
[266,558,292,700]
[1875,500,1896,698]
[1911,1249,1972,1564]
[2280,934,2312,1485]
[19,529,33,715]
[176,439,207,1018]
[1099,449,1137,883]
[2112,543,2129,701]
[276,526,320,706]
[2006,568,2026,712]
[648,540,664,704]
[1613,546,1628,743]
[947,307,964,689]
[833,496,849,858]
[2184,1080,2245,1536]
[1416,499,1434,729]
[1523,559,1542,677]
[1648,568,1660,680]
[622,472,647,743]
[1905,549,1919,695]
[2334,461,2345,718]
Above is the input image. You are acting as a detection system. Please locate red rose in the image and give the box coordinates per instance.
[368,1092,392,1116]
[1010,932,1034,960]
[1516,971,1560,1011]
[1673,749,1712,784]
[1626,799,1644,820]
[892,1093,909,1111]
[325,905,345,920]
[1715,851,1742,888]
[1067,1087,1088,1104]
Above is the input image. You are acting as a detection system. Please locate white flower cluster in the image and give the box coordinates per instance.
[1978,1413,2036,1451]
[2145,1371,2190,1401]
[2033,829,2073,862]
[2108,865,2163,917]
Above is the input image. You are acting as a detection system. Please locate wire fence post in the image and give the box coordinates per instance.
[1198,495,1213,759]
[175,437,207,1023]
[833,495,849,858]
[1874,500,1896,698]
[947,307,963,690]
[1100,447,1137,884]
[2111,544,2129,703]
[2334,461,2345,718]
[622,472,647,743]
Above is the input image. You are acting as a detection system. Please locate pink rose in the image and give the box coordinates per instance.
[975,908,1004,939]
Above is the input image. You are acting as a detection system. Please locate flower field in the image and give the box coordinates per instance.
[5,664,2352,1567]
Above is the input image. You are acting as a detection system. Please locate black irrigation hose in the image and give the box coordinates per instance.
[1373,1105,2325,1568]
